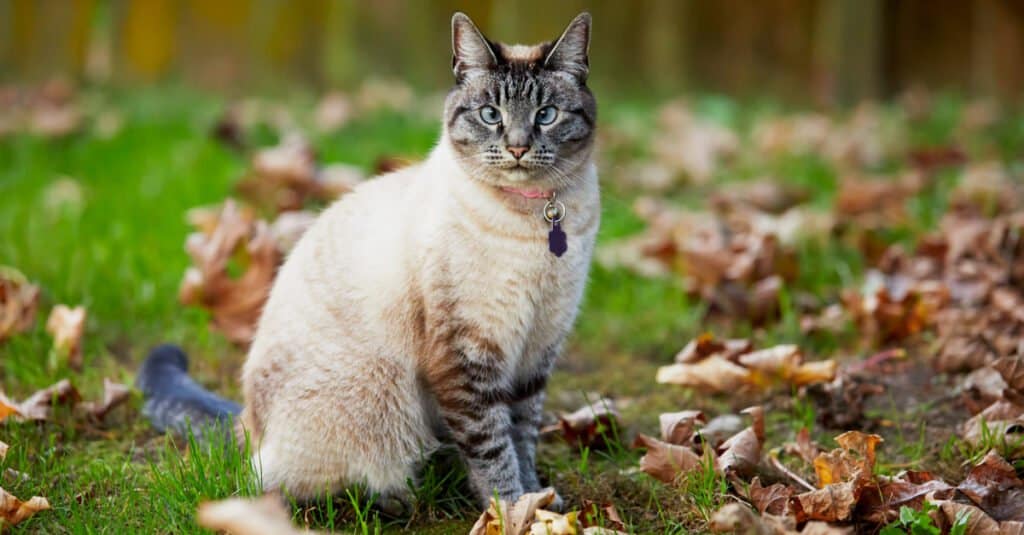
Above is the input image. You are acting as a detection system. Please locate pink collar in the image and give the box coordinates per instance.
[500,186,552,199]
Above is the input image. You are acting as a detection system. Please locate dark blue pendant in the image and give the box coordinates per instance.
[548,222,567,257]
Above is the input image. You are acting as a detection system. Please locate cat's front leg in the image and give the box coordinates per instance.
[426,352,524,506]
[510,389,545,492]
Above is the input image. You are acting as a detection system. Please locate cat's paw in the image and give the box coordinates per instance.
[374,492,413,517]
[542,487,565,513]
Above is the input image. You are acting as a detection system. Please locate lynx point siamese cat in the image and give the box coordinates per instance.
[138,12,598,510]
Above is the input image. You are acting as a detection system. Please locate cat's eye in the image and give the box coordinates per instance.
[479,106,502,125]
[535,106,558,126]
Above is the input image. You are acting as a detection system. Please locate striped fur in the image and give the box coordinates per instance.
[239,12,597,508]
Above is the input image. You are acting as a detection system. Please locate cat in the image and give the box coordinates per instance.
[138,11,598,511]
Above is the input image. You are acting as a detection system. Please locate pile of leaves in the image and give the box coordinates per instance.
[599,197,829,323]
[656,334,837,393]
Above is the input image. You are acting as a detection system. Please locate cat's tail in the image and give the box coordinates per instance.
[136,344,242,442]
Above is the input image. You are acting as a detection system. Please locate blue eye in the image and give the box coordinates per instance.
[535,106,558,125]
[479,106,502,125]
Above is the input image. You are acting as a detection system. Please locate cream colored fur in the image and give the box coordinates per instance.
[239,136,599,500]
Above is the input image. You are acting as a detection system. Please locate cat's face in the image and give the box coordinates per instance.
[444,13,596,192]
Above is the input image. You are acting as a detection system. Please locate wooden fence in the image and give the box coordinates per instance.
[1,0,1022,103]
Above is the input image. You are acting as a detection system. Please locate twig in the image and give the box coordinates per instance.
[767,453,815,492]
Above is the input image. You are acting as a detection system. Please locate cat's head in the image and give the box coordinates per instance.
[444,12,596,193]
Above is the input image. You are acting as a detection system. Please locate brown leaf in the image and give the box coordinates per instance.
[469,488,556,535]
[813,431,882,487]
[857,472,954,524]
[529,510,579,535]
[632,434,705,484]
[932,501,1003,535]
[717,407,765,477]
[993,357,1024,394]
[0,488,50,527]
[1,379,81,422]
[197,494,321,535]
[961,401,1024,458]
[675,333,750,364]
[179,200,281,345]
[792,481,861,523]
[659,410,705,445]
[958,450,1024,522]
[656,355,753,392]
[784,428,821,465]
[313,91,352,133]
[580,501,626,532]
[748,478,795,516]
[0,266,40,343]
[78,378,131,422]
[46,304,86,370]
[543,399,620,449]
[709,502,791,534]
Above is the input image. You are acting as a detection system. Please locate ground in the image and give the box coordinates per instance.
[0,87,1022,533]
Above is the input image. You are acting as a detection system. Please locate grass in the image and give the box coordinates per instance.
[1,86,1023,533]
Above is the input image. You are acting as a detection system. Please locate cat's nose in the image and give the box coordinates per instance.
[507,146,530,160]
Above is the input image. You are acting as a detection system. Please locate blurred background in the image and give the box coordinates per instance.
[2,0,1023,104]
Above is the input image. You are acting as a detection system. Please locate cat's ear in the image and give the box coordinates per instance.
[544,12,591,82]
[451,12,497,81]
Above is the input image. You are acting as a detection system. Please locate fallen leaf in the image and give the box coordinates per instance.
[542,399,619,449]
[580,501,626,532]
[748,478,795,516]
[961,401,1024,458]
[957,450,1024,521]
[0,488,49,527]
[659,410,705,445]
[813,432,882,487]
[857,471,954,524]
[675,334,751,364]
[314,91,352,133]
[179,200,281,345]
[784,429,821,465]
[78,378,131,422]
[717,407,765,477]
[632,434,705,484]
[709,502,790,534]
[0,379,81,422]
[931,500,1003,535]
[0,441,7,460]
[530,509,579,535]
[656,355,753,392]
[697,414,747,450]
[46,304,87,370]
[0,266,40,343]
[469,488,555,535]
[197,494,321,535]
[792,481,861,523]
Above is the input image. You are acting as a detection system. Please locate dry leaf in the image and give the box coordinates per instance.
[530,509,579,535]
[657,355,753,391]
[957,450,1024,522]
[784,429,821,465]
[314,91,352,133]
[748,478,795,516]
[0,379,81,422]
[961,402,1024,458]
[0,488,49,527]
[179,200,280,345]
[469,489,555,535]
[0,441,7,460]
[717,407,765,477]
[0,266,40,343]
[78,378,131,421]
[46,305,86,370]
[632,434,705,484]
[542,399,619,449]
[659,410,705,445]
[708,502,795,534]
[197,494,321,535]
[580,501,626,532]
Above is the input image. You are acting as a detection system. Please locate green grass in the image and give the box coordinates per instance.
[1,87,1023,533]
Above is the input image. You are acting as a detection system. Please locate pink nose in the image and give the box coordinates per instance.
[507,146,529,159]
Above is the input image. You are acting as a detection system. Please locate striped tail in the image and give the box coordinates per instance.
[136,344,242,442]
